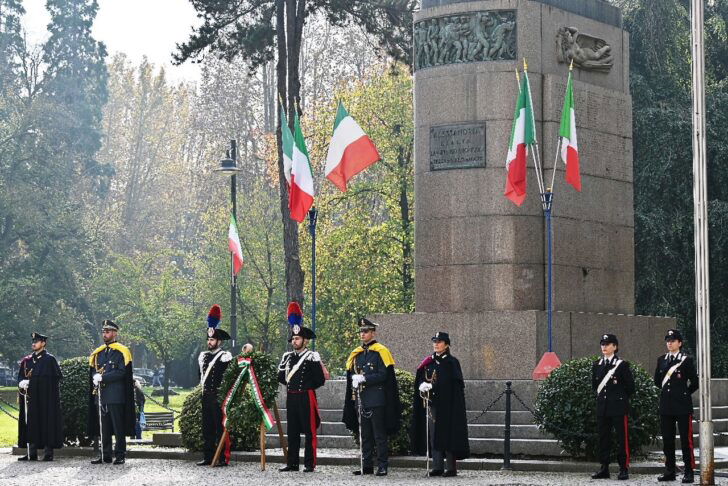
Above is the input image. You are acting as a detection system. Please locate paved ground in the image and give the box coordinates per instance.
[0,453,726,486]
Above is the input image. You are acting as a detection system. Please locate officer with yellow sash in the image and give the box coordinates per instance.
[342,318,401,477]
[88,320,135,465]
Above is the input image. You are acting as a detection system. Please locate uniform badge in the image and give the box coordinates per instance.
[613,378,618,384]
[292,324,301,335]
[207,328,215,337]
[603,334,608,340]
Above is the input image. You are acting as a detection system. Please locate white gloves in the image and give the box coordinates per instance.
[93,373,103,386]
[351,374,366,389]
[18,380,29,390]
[419,382,433,393]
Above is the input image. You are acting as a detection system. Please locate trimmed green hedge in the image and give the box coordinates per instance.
[59,357,93,446]
[534,355,660,460]
[179,351,278,451]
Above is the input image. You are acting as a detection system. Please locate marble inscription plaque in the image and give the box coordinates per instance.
[429,123,486,171]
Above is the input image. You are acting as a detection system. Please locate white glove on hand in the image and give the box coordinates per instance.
[18,380,29,390]
[93,373,103,386]
[351,374,366,389]
[418,382,432,393]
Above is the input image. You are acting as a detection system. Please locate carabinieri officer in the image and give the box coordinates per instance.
[654,329,699,484]
[278,302,326,473]
[591,333,634,481]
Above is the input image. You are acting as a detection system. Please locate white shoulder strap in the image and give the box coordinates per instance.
[661,355,685,388]
[200,350,224,387]
[597,359,622,395]
[286,350,311,384]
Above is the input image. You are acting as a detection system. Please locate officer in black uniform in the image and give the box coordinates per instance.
[89,320,135,465]
[17,332,63,461]
[345,318,399,477]
[278,302,326,473]
[654,329,699,484]
[197,304,232,466]
[591,333,635,481]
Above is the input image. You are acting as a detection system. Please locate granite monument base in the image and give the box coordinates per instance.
[373,310,674,380]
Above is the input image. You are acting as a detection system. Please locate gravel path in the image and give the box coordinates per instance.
[0,454,725,485]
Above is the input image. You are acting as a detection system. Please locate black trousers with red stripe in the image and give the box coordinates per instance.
[597,415,630,468]
[286,391,318,469]
[661,414,695,472]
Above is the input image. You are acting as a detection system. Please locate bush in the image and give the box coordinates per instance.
[350,368,415,456]
[60,357,93,446]
[179,351,278,452]
[534,355,660,460]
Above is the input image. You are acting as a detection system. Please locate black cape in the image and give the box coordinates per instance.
[87,345,136,437]
[17,352,64,449]
[342,358,401,435]
[411,353,470,459]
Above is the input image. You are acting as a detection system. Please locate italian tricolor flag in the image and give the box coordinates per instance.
[228,214,244,275]
[559,71,581,191]
[324,101,380,192]
[283,108,315,222]
[504,70,536,206]
[281,103,294,185]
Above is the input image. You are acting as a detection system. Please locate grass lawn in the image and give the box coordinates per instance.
[0,387,194,446]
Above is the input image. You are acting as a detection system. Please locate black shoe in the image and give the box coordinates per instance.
[682,471,694,484]
[91,457,112,464]
[113,458,125,465]
[41,455,53,462]
[617,468,629,480]
[279,465,299,472]
[17,455,34,461]
[213,461,228,467]
[591,466,609,479]
[658,470,676,481]
[196,460,211,466]
[352,468,374,475]
[375,467,388,476]
[429,469,444,476]
[443,470,457,477]
[303,466,315,473]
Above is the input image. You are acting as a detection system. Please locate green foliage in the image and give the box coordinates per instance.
[534,356,659,460]
[179,351,279,452]
[59,357,93,446]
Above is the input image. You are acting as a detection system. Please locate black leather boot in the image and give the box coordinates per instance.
[591,464,609,479]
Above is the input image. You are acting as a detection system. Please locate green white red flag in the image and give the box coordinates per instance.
[280,104,294,185]
[559,71,581,191]
[504,70,536,206]
[324,101,380,191]
[228,214,244,275]
[288,112,315,222]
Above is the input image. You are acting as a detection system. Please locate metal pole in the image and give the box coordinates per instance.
[308,207,317,351]
[502,381,512,470]
[230,139,238,353]
[690,0,713,483]
[545,191,554,353]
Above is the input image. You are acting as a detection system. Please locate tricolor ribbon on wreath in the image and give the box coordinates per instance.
[220,356,277,461]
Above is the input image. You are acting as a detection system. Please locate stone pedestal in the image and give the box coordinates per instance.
[376,0,674,379]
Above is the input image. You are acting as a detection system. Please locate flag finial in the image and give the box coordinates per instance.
[515,67,520,84]
[569,59,574,71]
[523,58,528,71]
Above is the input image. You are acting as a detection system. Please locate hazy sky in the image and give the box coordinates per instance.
[22,0,203,82]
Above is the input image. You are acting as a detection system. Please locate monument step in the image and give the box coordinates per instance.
[276,409,538,426]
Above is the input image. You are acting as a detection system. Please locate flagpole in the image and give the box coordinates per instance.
[230,139,239,353]
[308,207,318,351]
[690,0,714,482]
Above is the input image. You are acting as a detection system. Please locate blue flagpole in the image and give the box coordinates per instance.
[308,207,318,351]
[544,191,553,353]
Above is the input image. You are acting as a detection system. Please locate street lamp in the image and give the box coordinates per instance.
[214,139,240,352]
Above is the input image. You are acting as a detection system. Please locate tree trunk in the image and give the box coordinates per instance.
[162,360,170,405]
[276,0,305,306]
[398,144,413,309]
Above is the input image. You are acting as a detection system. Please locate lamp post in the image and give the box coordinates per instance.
[308,207,318,350]
[214,139,240,352]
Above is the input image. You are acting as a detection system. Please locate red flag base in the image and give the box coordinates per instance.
[532,352,562,380]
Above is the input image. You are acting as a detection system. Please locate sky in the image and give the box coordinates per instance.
[22,0,203,83]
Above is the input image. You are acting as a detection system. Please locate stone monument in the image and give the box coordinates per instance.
[376,0,674,380]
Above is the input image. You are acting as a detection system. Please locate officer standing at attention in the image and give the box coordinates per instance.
[277,302,326,473]
[342,318,400,477]
[591,333,635,481]
[17,332,63,461]
[89,320,136,465]
[654,329,699,484]
[197,304,233,467]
